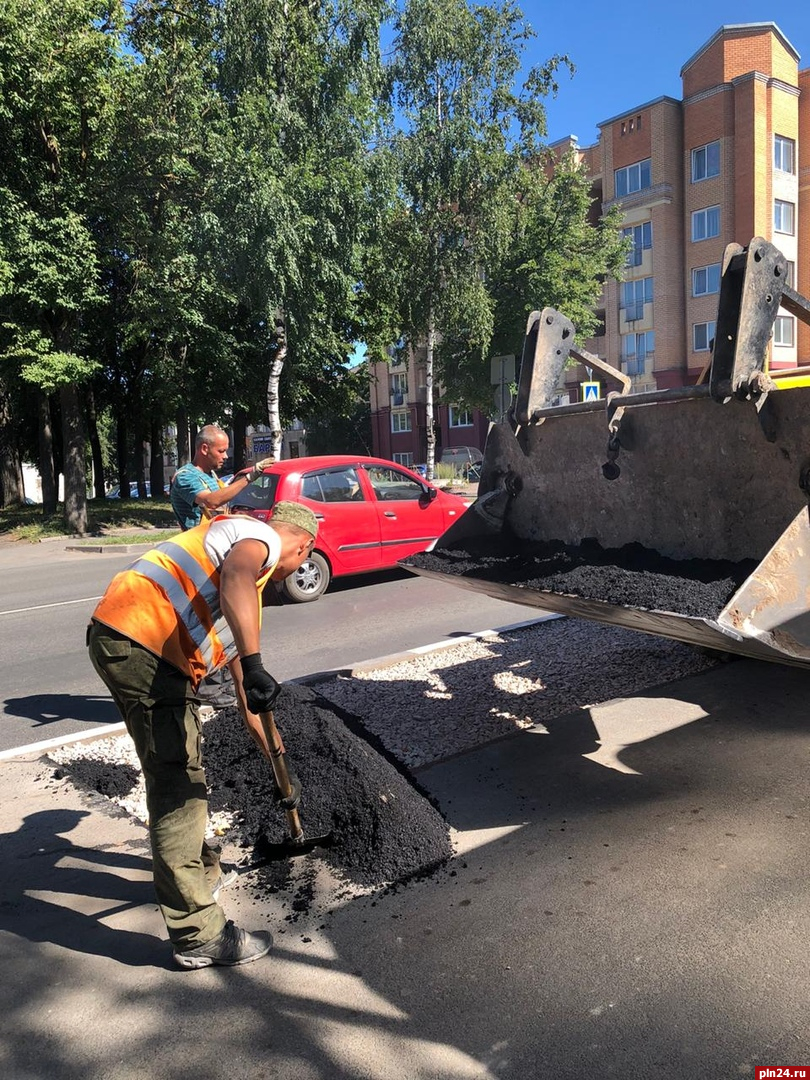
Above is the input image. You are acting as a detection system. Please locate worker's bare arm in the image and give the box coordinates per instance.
[194,478,250,512]
[219,537,271,658]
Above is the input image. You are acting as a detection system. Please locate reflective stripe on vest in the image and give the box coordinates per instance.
[92,518,273,685]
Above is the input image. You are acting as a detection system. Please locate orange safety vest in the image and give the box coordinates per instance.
[92,517,276,688]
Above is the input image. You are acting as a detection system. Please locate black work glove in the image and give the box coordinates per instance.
[273,753,302,810]
[240,652,281,714]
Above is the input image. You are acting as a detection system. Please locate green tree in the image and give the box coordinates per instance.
[210,0,387,457]
[0,0,124,526]
[365,0,570,476]
[486,149,628,375]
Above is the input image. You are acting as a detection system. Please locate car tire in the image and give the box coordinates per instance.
[282,551,331,603]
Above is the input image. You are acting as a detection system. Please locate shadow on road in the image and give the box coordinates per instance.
[1,808,161,967]
[4,693,121,729]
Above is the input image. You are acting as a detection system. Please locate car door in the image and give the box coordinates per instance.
[299,465,382,576]
[360,464,462,565]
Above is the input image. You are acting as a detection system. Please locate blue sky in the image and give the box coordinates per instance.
[523,5,810,147]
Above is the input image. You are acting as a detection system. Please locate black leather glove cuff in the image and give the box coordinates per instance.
[240,652,263,675]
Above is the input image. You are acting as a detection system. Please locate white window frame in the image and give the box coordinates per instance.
[774,135,795,174]
[449,405,473,428]
[786,261,795,289]
[693,321,716,352]
[614,158,652,198]
[391,410,412,433]
[691,206,720,242]
[393,452,414,467]
[773,316,794,347]
[692,264,721,297]
[774,200,795,235]
[691,141,720,182]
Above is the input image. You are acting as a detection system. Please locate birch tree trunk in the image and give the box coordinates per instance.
[265,311,286,460]
[424,308,436,481]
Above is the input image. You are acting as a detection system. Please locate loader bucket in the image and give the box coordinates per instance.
[403,239,810,668]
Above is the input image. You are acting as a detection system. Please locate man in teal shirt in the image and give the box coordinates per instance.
[170,424,273,530]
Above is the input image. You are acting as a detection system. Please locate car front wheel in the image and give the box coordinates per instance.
[282,551,331,603]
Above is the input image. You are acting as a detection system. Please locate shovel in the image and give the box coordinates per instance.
[252,709,333,862]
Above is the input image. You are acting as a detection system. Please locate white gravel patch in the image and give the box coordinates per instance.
[314,617,720,769]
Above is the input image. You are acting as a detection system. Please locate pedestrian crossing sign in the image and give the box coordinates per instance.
[581,381,601,402]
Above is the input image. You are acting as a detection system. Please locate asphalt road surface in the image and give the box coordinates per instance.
[0,539,543,753]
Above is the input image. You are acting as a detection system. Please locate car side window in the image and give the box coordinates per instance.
[365,466,423,501]
[304,467,363,503]
[301,475,324,501]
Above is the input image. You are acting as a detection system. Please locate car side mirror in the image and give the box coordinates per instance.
[421,483,437,501]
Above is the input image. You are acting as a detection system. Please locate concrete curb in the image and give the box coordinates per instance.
[65,542,162,554]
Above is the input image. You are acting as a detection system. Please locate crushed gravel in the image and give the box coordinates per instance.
[314,617,719,769]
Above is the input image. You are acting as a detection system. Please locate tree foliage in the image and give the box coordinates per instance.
[0,0,628,510]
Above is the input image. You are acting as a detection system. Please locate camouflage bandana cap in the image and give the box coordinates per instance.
[270,500,319,539]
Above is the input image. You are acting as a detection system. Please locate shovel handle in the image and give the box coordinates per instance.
[259,710,304,843]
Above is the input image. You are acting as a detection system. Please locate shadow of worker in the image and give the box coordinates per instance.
[1,808,163,967]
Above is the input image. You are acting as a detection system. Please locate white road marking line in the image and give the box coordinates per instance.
[0,596,102,616]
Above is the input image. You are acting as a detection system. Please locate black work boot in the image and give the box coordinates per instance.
[173,921,273,970]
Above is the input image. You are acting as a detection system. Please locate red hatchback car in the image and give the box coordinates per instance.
[230,455,470,602]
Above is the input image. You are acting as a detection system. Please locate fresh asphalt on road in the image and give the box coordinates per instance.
[0,536,543,753]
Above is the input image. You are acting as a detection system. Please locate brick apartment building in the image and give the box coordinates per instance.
[369,21,809,465]
[563,20,808,397]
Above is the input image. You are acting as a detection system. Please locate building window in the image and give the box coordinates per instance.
[774,135,795,174]
[786,260,795,288]
[774,200,795,235]
[621,277,653,320]
[621,331,655,375]
[390,372,408,405]
[773,316,794,347]
[393,452,414,467]
[614,158,652,198]
[691,206,720,242]
[449,405,473,428]
[692,264,721,297]
[391,410,412,433]
[691,141,720,182]
[621,221,652,266]
[693,321,716,352]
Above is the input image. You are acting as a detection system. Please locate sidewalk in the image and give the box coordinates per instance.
[3,656,810,1079]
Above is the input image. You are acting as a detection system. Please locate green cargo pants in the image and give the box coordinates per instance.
[87,620,227,950]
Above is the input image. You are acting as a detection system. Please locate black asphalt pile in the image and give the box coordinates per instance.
[407,536,757,618]
[49,684,453,898]
[52,759,140,800]
[204,683,453,889]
